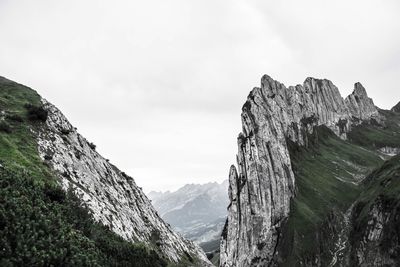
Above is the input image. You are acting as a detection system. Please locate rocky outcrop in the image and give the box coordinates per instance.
[220,75,380,267]
[37,99,211,266]
[350,196,400,266]
[391,102,400,113]
[345,83,379,121]
[379,146,400,156]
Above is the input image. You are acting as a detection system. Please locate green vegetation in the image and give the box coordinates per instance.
[280,126,383,266]
[0,77,168,266]
[25,103,48,122]
[167,251,201,267]
[200,239,220,266]
[279,109,400,265]
[349,155,400,265]
[353,154,400,224]
[0,78,53,183]
[348,110,400,149]
[0,169,167,267]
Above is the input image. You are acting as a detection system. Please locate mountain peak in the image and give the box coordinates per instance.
[260,74,286,98]
[221,75,384,266]
[345,82,378,121]
[353,82,368,96]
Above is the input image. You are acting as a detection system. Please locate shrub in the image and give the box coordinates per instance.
[0,169,168,267]
[24,104,48,122]
[6,114,23,122]
[0,121,12,133]
[88,142,96,150]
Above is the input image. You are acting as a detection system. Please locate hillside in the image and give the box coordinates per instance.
[0,76,211,266]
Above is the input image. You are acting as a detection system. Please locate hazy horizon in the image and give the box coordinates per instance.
[1,0,399,192]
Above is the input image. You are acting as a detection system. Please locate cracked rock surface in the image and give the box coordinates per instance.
[220,75,380,267]
[37,99,211,266]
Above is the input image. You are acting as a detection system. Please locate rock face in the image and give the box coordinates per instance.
[220,75,380,267]
[351,199,397,266]
[37,99,211,266]
[391,101,400,113]
[379,146,400,156]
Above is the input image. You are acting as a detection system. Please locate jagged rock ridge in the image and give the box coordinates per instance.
[220,75,380,267]
[37,99,211,265]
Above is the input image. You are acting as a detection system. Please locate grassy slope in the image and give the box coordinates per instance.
[347,109,400,150]
[0,77,169,266]
[279,126,384,266]
[348,109,400,228]
[279,109,400,266]
[354,154,400,222]
[0,77,53,182]
[349,155,400,265]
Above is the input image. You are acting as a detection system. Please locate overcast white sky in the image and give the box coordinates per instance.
[1,0,399,192]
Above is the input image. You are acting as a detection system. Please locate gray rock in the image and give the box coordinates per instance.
[378,146,400,156]
[37,99,211,266]
[351,199,398,266]
[220,75,380,267]
[391,101,400,113]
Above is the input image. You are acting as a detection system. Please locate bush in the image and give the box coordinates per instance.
[0,121,12,133]
[24,104,48,122]
[0,169,168,267]
[6,114,23,122]
[88,142,96,150]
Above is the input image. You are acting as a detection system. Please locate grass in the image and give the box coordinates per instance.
[0,77,53,183]
[349,155,400,265]
[279,126,383,265]
[354,154,400,221]
[279,109,400,265]
[348,110,400,150]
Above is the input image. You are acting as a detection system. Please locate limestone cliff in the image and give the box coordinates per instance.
[220,75,380,267]
[37,99,211,266]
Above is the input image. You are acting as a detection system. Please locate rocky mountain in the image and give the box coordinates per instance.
[0,76,211,266]
[220,75,400,266]
[148,181,229,249]
[391,101,400,113]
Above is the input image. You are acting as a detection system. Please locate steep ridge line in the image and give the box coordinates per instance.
[36,98,211,265]
[220,75,381,267]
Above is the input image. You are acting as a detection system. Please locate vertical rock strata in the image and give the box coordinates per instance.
[220,75,379,267]
[37,99,211,266]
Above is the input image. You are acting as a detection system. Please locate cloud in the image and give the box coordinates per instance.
[0,0,399,191]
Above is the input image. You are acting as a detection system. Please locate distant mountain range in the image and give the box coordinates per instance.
[148,180,229,253]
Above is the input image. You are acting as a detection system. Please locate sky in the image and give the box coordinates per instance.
[0,0,399,192]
